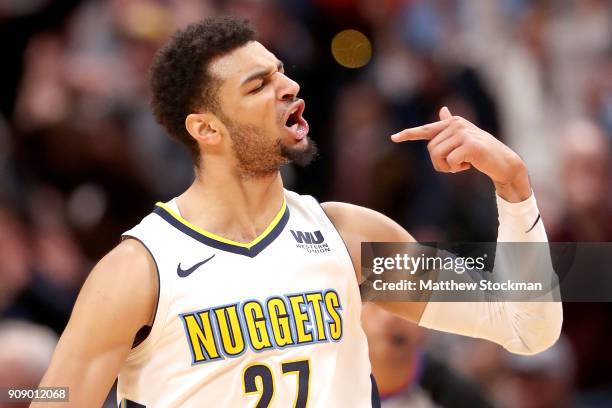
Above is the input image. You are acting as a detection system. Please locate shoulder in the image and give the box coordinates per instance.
[320,201,415,243]
[98,238,157,278]
[78,238,158,327]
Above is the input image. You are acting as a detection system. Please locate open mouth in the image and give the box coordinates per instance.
[283,100,309,140]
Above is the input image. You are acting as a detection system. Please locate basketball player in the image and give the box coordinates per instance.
[33,18,562,408]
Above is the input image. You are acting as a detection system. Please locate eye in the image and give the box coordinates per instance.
[249,80,266,94]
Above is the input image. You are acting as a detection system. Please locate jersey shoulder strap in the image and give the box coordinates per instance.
[121,211,177,362]
[285,190,354,265]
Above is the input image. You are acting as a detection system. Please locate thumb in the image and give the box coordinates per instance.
[439,106,452,121]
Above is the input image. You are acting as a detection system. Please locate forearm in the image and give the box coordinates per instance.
[491,191,562,353]
[419,191,563,355]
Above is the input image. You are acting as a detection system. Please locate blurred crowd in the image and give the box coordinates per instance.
[0,0,610,407]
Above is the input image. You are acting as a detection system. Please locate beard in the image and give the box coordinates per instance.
[225,118,317,179]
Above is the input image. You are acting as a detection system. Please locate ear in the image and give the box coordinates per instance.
[185,113,223,146]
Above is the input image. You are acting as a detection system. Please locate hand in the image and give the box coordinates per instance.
[391,107,531,202]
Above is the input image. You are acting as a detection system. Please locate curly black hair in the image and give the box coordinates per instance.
[149,17,256,164]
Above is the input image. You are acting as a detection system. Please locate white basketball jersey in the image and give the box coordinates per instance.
[117,189,375,407]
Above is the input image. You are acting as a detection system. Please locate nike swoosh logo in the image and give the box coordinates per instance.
[177,254,216,278]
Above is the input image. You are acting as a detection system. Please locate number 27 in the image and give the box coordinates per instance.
[243,359,310,408]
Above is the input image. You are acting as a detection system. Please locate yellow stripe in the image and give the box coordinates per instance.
[155,199,287,249]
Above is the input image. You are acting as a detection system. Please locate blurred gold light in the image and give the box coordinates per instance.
[122,2,173,42]
[331,29,372,69]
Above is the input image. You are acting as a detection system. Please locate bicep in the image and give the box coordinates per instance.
[321,202,426,322]
[321,201,415,280]
[33,239,157,407]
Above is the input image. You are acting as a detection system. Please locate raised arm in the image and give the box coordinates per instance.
[322,106,562,355]
[31,239,158,408]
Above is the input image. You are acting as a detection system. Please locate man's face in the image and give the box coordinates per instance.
[209,41,316,178]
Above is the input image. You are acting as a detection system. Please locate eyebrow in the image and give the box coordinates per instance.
[241,61,284,86]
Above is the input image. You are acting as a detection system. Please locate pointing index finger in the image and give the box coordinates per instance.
[391,119,450,142]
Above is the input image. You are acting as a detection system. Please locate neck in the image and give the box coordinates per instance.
[176,165,286,244]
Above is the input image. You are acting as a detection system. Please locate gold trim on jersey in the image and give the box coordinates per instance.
[155,199,287,249]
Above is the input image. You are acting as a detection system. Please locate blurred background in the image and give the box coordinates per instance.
[0,0,610,407]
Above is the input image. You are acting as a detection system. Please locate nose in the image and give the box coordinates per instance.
[276,72,300,102]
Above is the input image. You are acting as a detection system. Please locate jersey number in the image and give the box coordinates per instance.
[243,360,310,408]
